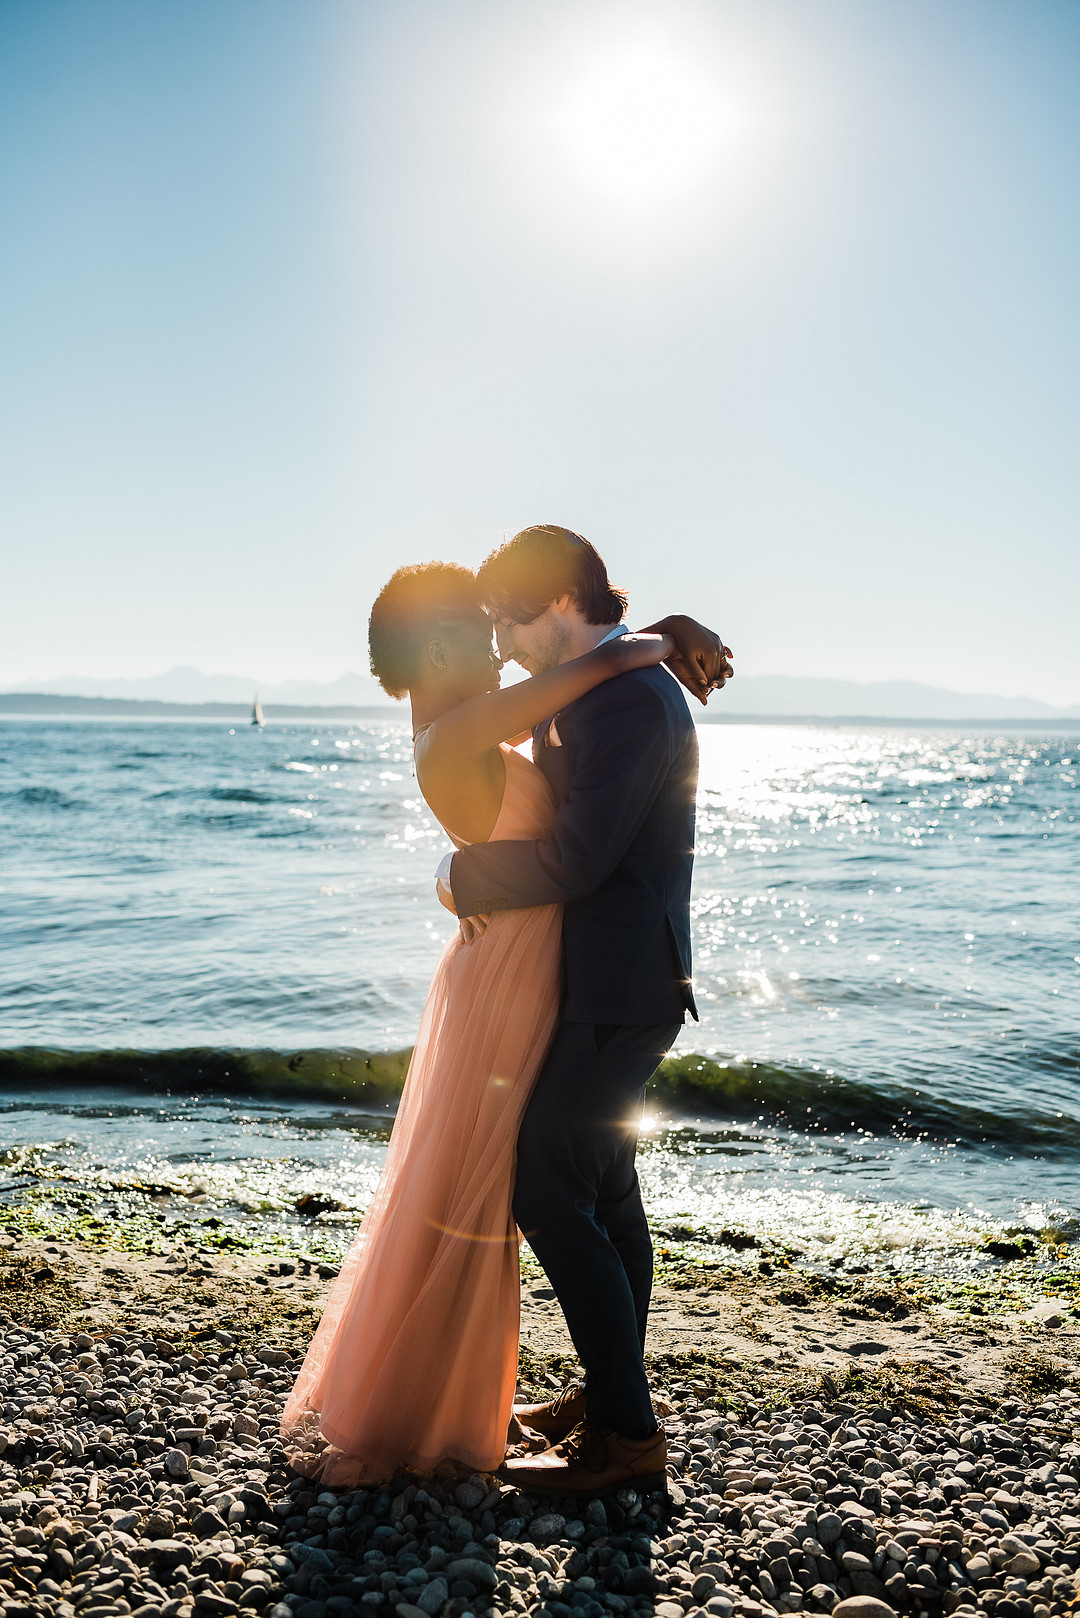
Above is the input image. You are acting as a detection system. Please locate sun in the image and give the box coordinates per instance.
[552,35,751,208]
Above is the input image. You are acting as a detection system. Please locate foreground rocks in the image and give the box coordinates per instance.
[1,1311,1080,1618]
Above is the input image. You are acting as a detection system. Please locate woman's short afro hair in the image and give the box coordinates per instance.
[368,562,483,699]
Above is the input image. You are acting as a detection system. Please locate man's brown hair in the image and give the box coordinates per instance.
[478,525,627,627]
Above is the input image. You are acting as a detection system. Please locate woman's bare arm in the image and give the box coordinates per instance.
[419,633,674,766]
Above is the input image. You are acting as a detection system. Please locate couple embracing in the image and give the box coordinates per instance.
[281,524,732,1497]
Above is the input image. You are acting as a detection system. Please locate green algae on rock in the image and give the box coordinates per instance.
[0,1045,411,1107]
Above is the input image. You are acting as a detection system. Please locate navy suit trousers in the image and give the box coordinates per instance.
[512,1018,681,1437]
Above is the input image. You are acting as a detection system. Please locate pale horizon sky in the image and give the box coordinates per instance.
[2,0,1078,704]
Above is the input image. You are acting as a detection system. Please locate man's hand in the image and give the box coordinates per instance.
[438,878,490,942]
[643,614,734,705]
[435,850,489,940]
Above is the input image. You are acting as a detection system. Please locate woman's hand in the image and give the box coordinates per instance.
[642,614,733,705]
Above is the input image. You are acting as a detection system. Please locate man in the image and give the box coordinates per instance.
[441,524,731,1494]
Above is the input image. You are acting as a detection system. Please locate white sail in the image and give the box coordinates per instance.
[252,695,265,726]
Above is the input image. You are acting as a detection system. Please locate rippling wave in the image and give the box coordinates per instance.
[658,1051,1080,1150]
[3,1042,1077,1157]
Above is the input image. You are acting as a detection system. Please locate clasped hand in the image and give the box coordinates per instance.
[437,869,489,941]
[648,614,734,706]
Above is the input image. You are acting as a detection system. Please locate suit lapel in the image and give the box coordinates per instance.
[534,713,573,801]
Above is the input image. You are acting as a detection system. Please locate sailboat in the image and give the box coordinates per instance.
[251,694,265,727]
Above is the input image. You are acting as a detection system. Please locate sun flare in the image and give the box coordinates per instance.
[553,36,753,206]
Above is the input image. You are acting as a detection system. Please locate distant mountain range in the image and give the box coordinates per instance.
[5,666,390,707]
[3,665,1078,720]
[703,675,1080,720]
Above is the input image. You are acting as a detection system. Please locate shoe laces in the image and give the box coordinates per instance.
[549,1380,585,1418]
[556,1421,611,1472]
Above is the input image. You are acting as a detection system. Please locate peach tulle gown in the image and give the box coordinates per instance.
[280,743,561,1485]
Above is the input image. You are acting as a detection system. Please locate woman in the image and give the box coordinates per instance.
[280,562,706,1485]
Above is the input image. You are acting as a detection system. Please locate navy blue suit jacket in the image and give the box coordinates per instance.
[449,663,698,1025]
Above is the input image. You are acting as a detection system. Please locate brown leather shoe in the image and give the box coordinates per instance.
[512,1381,587,1444]
[514,1382,672,1444]
[500,1420,667,1497]
[506,1413,530,1445]
[505,1412,550,1456]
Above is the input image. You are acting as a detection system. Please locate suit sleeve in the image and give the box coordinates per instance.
[449,678,672,915]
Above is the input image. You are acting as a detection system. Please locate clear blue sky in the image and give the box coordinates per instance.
[2,0,1078,703]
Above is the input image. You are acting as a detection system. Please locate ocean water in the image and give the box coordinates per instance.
[1,715,1077,1269]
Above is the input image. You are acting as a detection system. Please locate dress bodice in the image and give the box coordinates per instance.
[414,738,556,850]
[485,744,556,843]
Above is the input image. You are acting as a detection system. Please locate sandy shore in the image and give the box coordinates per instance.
[1,1234,1079,1618]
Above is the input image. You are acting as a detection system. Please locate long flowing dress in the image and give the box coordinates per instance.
[280,744,561,1485]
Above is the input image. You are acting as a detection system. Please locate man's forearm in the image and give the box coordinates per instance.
[449,837,574,918]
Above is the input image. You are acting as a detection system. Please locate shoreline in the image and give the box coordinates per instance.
[4,695,1079,728]
[0,698,398,721]
[2,1166,1079,1329]
[1,1235,1079,1618]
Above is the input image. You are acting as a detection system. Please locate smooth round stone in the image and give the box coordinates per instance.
[832,1599,899,1618]
[416,1577,448,1614]
[193,1508,229,1539]
[445,1556,496,1591]
[140,1512,176,1538]
[807,1584,840,1611]
[530,1512,566,1542]
[816,1513,843,1545]
[290,1543,334,1573]
[145,1538,194,1569]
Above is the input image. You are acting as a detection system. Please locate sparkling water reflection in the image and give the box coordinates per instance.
[1,716,1077,1251]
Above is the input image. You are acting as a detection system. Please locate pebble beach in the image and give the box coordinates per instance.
[1,1233,1078,1618]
